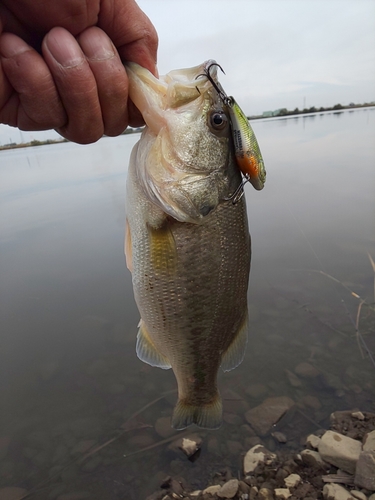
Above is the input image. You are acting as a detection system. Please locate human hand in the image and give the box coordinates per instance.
[0,0,158,143]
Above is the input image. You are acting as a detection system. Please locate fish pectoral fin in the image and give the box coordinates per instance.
[147,221,177,273]
[125,218,133,272]
[172,394,222,430]
[220,313,248,372]
[136,319,171,370]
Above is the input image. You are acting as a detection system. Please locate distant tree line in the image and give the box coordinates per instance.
[250,101,374,120]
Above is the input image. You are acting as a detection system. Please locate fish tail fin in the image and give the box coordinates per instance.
[172,394,222,430]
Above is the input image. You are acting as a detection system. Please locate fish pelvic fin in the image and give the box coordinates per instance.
[172,394,222,430]
[220,312,248,372]
[136,320,172,370]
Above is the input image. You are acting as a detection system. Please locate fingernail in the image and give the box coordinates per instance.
[0,33,32,58]
[45,28,84,68]
[80,35,115,61]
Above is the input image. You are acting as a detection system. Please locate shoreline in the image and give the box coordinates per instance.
[1,105,373,152]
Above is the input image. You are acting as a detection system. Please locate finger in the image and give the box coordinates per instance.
[99,0,158,74]
[128,100,145,128]
[42,27,104,144]
[0,32,67,130]
[77,27,129,137]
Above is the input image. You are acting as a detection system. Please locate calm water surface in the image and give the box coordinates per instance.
[0,109,374,498]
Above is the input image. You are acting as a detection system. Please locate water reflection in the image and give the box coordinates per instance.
[0,109,374,498]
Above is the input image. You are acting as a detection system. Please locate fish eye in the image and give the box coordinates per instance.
[210,111,228,130]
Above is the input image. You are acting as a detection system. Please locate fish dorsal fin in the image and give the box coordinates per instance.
[136,320,171,370]
[220,313,248,372]
[125,218,133,272]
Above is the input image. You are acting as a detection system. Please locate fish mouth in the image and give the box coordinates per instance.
[125,61,220,134]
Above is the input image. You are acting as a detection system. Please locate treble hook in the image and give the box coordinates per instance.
[224,175,250,204]
[196,62,231,105]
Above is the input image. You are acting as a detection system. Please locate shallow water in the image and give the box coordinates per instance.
[0,108,374,499]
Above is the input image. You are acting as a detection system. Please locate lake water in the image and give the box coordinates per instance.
[0,108,374,499]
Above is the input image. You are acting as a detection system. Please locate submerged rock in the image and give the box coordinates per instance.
[245,396,294,436]
[0,487,28,500]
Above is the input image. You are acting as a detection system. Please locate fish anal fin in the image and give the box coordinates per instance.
[147,221,177,273]
[125,218,133,272]
[136,319,171,370]
[220,313,248,372]
[172,394,222,430]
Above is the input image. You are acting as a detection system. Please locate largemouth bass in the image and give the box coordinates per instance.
[125,61,251,429]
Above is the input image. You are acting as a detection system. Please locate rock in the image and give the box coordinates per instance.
[350,491,367,500]
[226,440,243,455]
[207,436,221,455]
[70,440,96,456]
[243,445,276,474]
[0,487,28,500]
[294,362,320,378]
[203,484,221,495]
[369,494,375,500]
[363,430,375,452]
[285,369,302,387]
[217,479,239,498]
[318,430,362,474]
[274,489,291,499]
[127,433,155,449]
[222,389,249,414]
[245,436,263,450]
[154,417,175,438]
[238,481,250,495]
[223,413,243,426]
[354,450,375,490]
[283,473,301,488]
[258,488,274,500]
[169,479,184,496]
[299,395,322,410]
[249,487,258,500]
[306,434,321,449]
[170,434,202,458]
[245,383,268,399]
[300,449,330,470]
[351,411,365,421]
[245,396,294,436]
[323,484,355,500]
[272,432,287,443]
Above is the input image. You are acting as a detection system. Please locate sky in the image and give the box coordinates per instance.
[1,0,374,145]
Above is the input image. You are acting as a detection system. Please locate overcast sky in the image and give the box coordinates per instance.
[1,0,374,145]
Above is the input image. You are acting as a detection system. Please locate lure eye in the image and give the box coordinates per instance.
[210,111,228,130]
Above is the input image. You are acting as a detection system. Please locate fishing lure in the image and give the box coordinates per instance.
[199,62,266,201]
